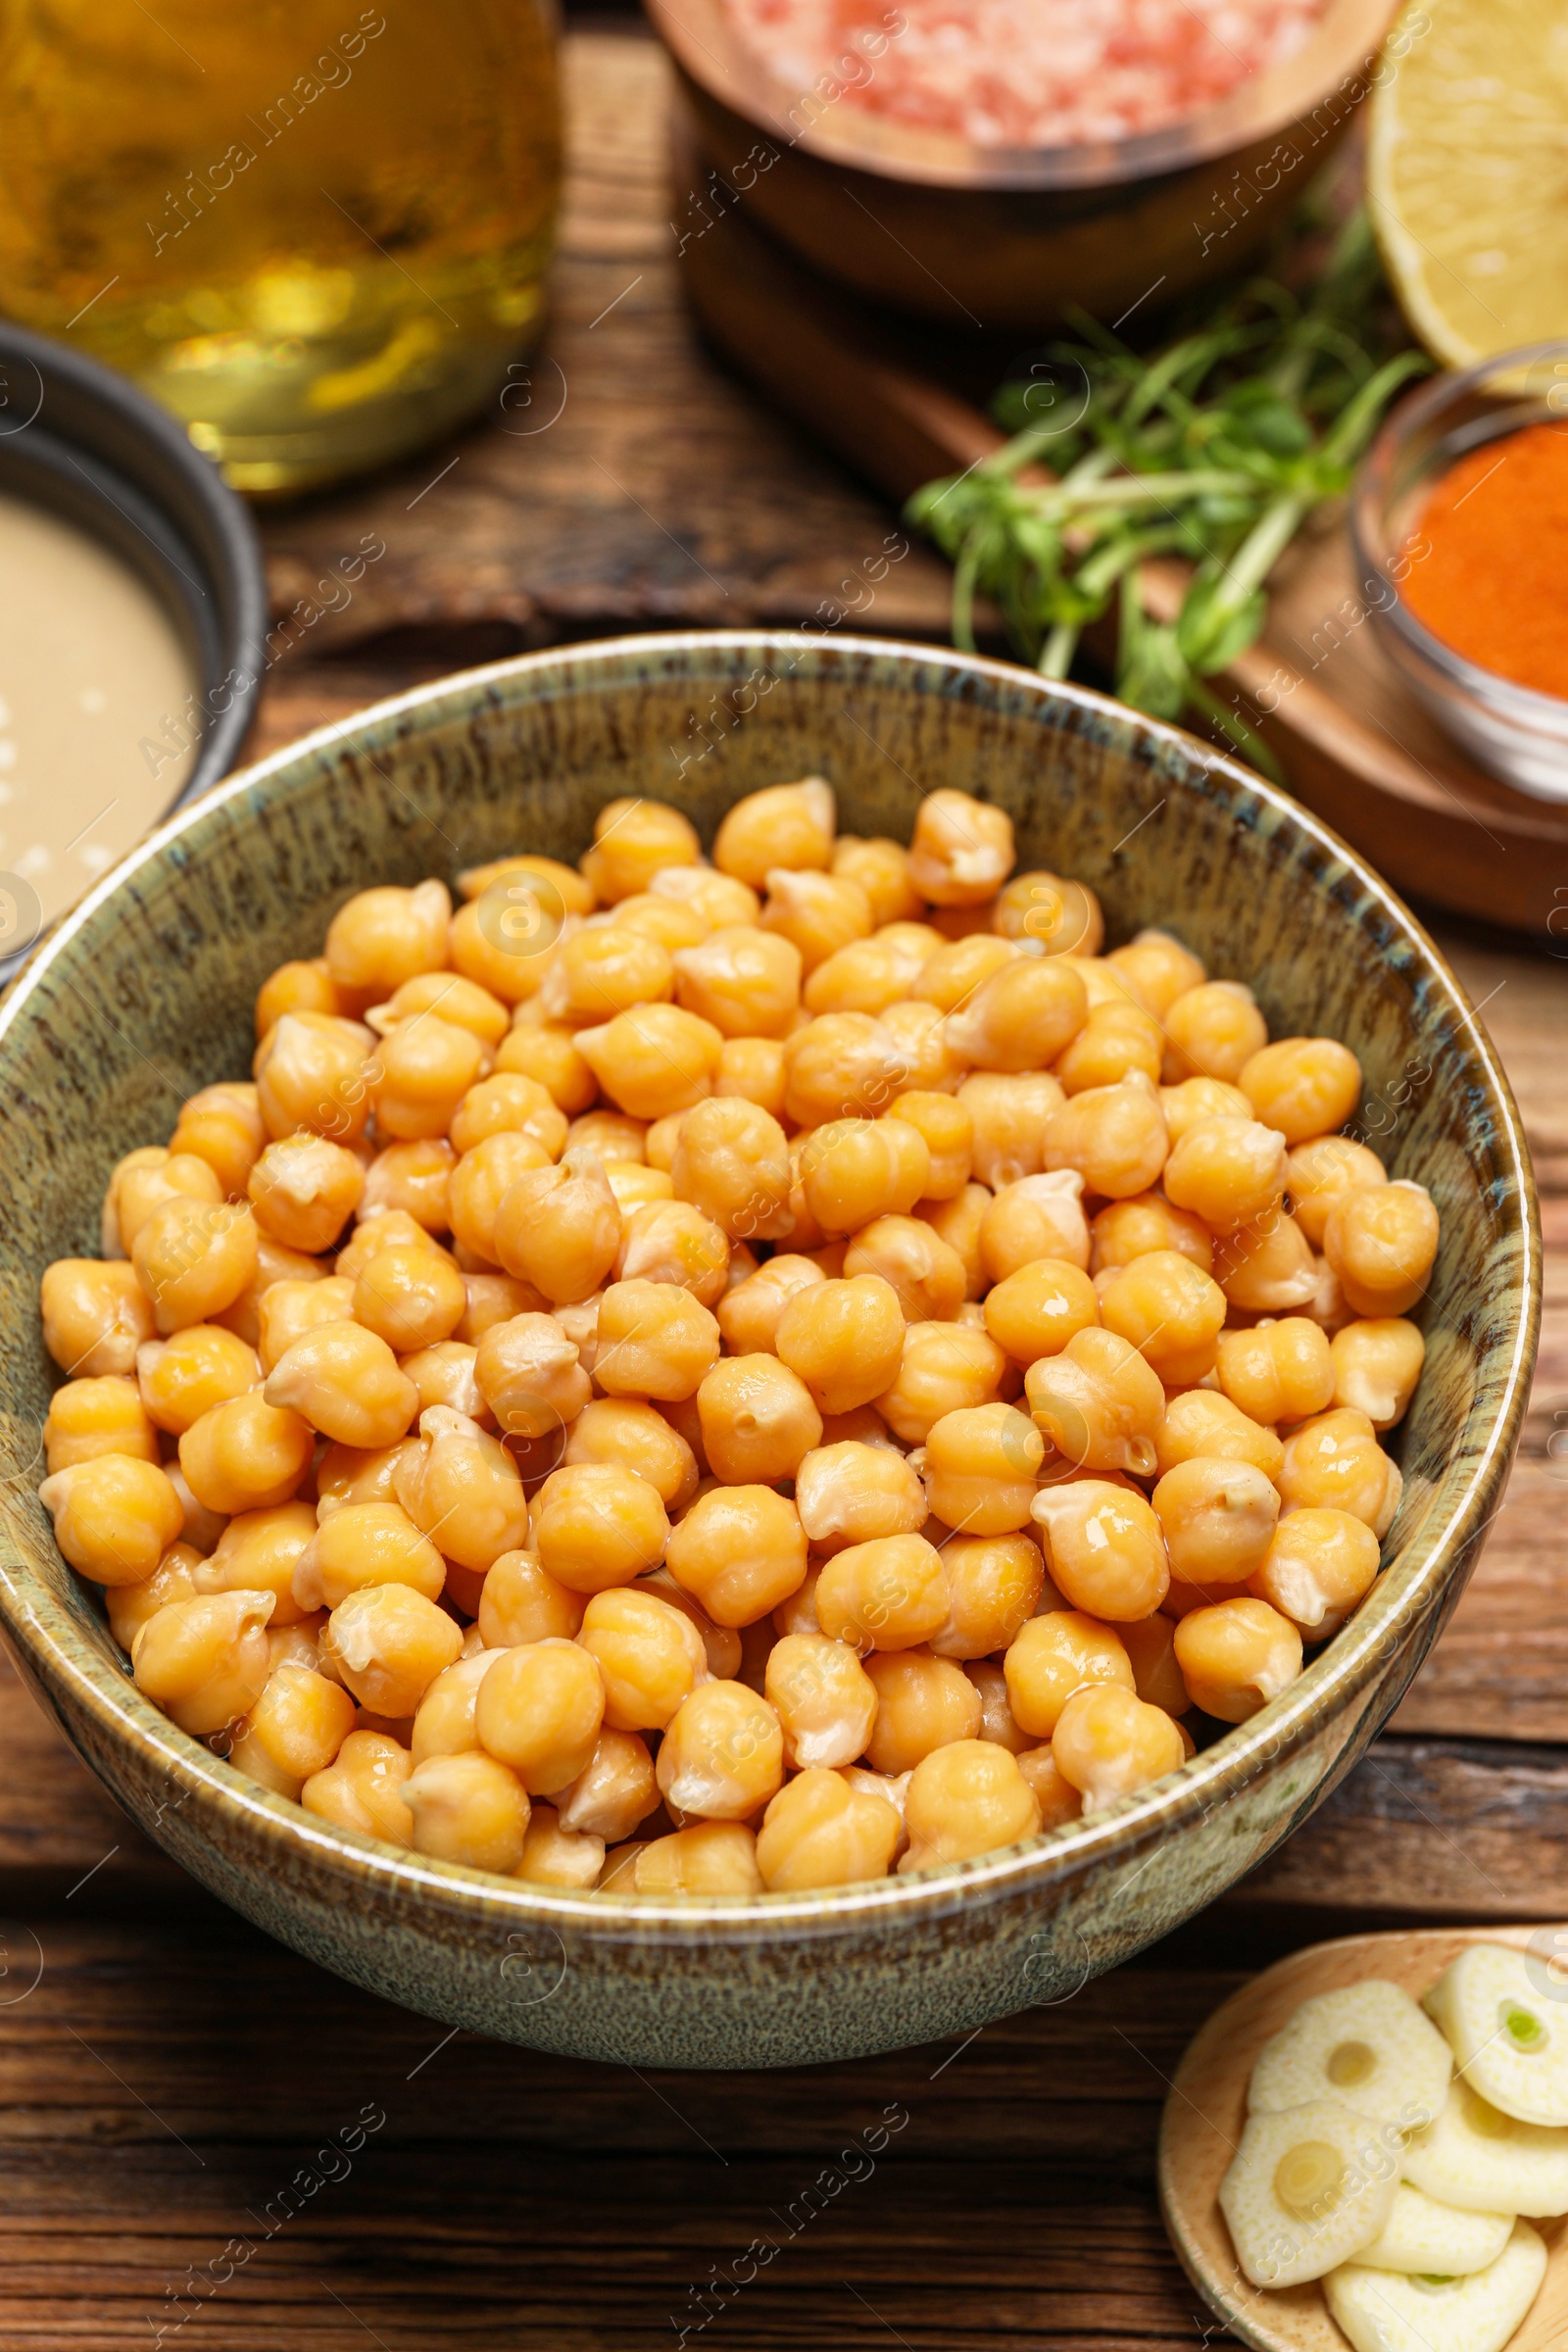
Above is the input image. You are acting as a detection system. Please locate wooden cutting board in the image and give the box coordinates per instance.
[672,106,1568,936]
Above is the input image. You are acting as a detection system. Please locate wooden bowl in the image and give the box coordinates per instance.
[646,0,1397,331]
[1161,1927,1568,2350]
[0,635,1539,2069]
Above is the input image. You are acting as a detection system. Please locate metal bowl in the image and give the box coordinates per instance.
[0,633,1538,2070]
[647,0,1397,331]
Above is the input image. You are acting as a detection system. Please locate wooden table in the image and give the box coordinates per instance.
[4,26,1565,2349]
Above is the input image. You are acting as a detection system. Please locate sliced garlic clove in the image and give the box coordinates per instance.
[1351,2181,1513,2276]
[1325,2219,1547,2352]
[1218,2097,1401,2287]
[1248,1979,1452,2131]
[1402,2080,1568,2216]
[1423,1941,1568,2127]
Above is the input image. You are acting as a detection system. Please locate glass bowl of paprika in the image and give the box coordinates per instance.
[1350,340,1568,805]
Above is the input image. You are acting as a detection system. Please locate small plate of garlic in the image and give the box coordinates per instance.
[1159,1927,1568,2352]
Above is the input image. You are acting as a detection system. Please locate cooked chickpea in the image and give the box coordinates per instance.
[1025,1325,1166,1480]
[656,1679,784,1818]
[411,1648,506,1760]
[494,1020,598,1113]
[132,1588,275,1734]
[179,1394,314,1516]
[696,1355,822,1487]
[1214,1318,1336,1427]
[1162,1115,1287,1234]
[1239,1035,1361,1145]
[445,1074,565,1164]
[862,1648,981,1774]
[662,1484,807,1627]
[774,1274,905,1416]
[1104,928,1206,1016]
[794,1439,927,1551]
[1323,1180,1439,1317]
[1278,1407,1401,1535]
[1329,1316,1425,1432]
[1003,1610,1133,1738]
[1043,1074,1168,1201]
[576,796,700,904]
[532,1460,671,1597]
[906,788,1013,906]
[1163,981,1269,1084]
[44,1375,159,1473]
[315,1438,416,1521]
[1152,1456,1279,1588]
[369,1014,487,1144]
[755,1767,900,1890]
[994,868,1103,956]
[983,1258,1099,1369]
[598,893,709,957]
[944,957,1087,1076]
[1088,1191,1211,1276]
[466,1312,584,1447]
[1031,1480,1168,1620]
[842,1215,962,1324]
[1158,1076,1253,1148]
[761,1633,876,1771]
[460,852,595,915]
[1052,1684,1186,1811]
[881,1092,969,1200]
[474,1550,583,1649]
[301,1728,414,1845]
[1014,1746,1084,1829]
[1252,1507,1382,1639]
[900,1740,1041,1871]
[289,1501,446,1614]
[958,1656,1028,1753]
[245,1662,358,1787]
[875,1319,1004,1445]
[371,971,512,1051]
[814,1531,948,1652]
[881,997,966,1096]
[403,1750,531,1874]
[543,925,674,1028]
[578,1585,708,1731]
[1118,1612,1192,1719]
[485,1149,618,1305]
[320,1583,463,1718]
[401,1341,491,1423]
[559,1398,695,1512]
[669,925,800,1043]
[929,1532,1045,1659]
[635,1820,763,1895]
[115,1152,224,1253]
[594,1279,721,1402]
[760,867,871,974]
[243,1135,361,1257]
[1284,1134,1387,1249]
[716,1254,824,1355]
[916,1181,992,1299]
[799,1118,930,1240]
[668,1097,794,1245]
[556,1727,660,1842]
[394,1405,529,1570]
[714,1035,788,1118]
[350,1243,466,1356]
[713,775,834,886]
[255,956,342,1039]
[783,1011,906,1127]
[37,1451,184,1585]
[131,1197,259,1335]
[192,1499,316,1624]
[1173,1595,1302,1721]
[325,879,450,995]
[650,863,759,927]
[1154,1388,1284,1482]
[825,834,917,926]
[1099,1250,1227,1387]
[259,1321,417,1453]
[911,933,1015,1016]
[513,1803,605,1887]
[1054,1000,1164,1096]
[254,1011,377,1144]
[575,1003,722,1123]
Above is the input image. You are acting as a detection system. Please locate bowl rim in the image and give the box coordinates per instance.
[646,0,1397,191]
[0,630,1541,1944]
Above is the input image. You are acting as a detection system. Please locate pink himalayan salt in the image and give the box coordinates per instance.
[722,0,1325,147]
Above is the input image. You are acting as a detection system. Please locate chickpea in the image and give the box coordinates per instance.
[1051,999,1161,1098]
[958,1656,1028,1754]
[840,1215,961,1324]
[665,1097,794,1247]
[287,1502,446,1615]
[880,997,966,1096]
[875,1319,1005,1445]
[595,1279,721,1402]
[1323,1180,1439,1317]
[900,1740,1041,1871]
[257,1321,416,1454]
[37,1451,184,1586]
[1154,1388,1284,1483]
[349,1148,450,1245]
[858,1649,977,1774]
[459,852,595,916]
[756,1767,901,1890]
[828,835,919,926]
[1284,1135,1387,1249]
[473,1548,579,1652]
[1159,981,1267,1085]
[982,1258,1099,1370]
[337,1208,454,1281]
[410,1647,506,1761]
[245,1662,357,1786]
[651,863,760,927]
[1211,1208,1319,1315]
[565,1109,648,1164]
[403,1750,531,1874]
[324,879,450,995]
[941,958,1085,1077]
[1163,1115,1288,1235]
[662,1482,807,1627]
[760,867,872,974]
[512,1803,605,1887]
[447,887,566,1009]
[130,1196,260,1337]
[255,956,343,1039]
[301,1728,414,1845]
[994,868,1103,956]
[716,1254,824,1356]
[783,1011,906,1128]
[466,1313,584,1448]
[1328,1316,1424,1433]
[879,1093,968,1201]
[917,1181,992,1299]
[600,893,709,957]
[1004,1610,1133,1738]
[794,1439,927,1552]
[575,796,700,904]
[44,1375,159,1473]
[1250,1505,1381,1640]
[456,1273,549,1349]
[1173,1595,1302,1721]
[400,1341,490,1424]
[103,1542,200,1650]
[1052,1684,1186,1812]
[1098,1250,1227,1387]
[484,1149,619,1307]
[556,1727,660,1842]
[1278,1407,1401,1536]
[320,1583,463,1718]
[115,1152,224,1254]
[1025,1326,1166,1481]
[1088,1191,1212,1280]
[909,934,1014,1017]
[494,1021,598,1114]
[613,1200,730,1309]
[444,1076,563,1167]
[133,1588,275,1735]
[1214,1318,1336,1428]
[1104,929,1206,1017]
[905,788,1012,906]
[394,1405,529,1571]
[1151,1456,1279,1590]
[1158,1077,1253,1149]
[1239,1034,1362,1145]
[814,1531,948,1652]
[696,1355,821,1487]
[798,1118,929,1241]
[370,970,512,1052]
[713,775,834,886]
[929,1532,1045,1660]
[557,1397,696,1513]
[575,1004,722,1124]
[1118,1612,1192,1720]
[370,1015,487,1144]
[641,1564,742,1678]
[525,1462,668,1596]
[179,1394,314,1516]
[254,1011,377,1144]
[1043,1074,1168,1202]
[577,1585,709,1732]
[635,1820,763,1896]
[656,1679,784,1819]
[670,925,801,1041]
[191,1499,315,1624]
[315,1437,417,1520]
[774,1274,905,1416]
[1030,1479,1168,1620]
[714,1035,788,1118]
[761,1633,877,1771]
[351,1244,466,1358]
[1013,1745,1084,1829]
[541,925,673,1029]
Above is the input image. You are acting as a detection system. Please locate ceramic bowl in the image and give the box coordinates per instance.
[0,634,1539,2071]
[648,0,1396,332]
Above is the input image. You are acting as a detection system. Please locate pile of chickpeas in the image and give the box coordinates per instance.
[34,778,1440,1899]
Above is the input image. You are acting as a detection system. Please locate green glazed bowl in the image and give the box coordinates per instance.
[0,635,1540,2071]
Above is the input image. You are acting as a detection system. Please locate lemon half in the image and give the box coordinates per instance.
[1367,0,1568,364]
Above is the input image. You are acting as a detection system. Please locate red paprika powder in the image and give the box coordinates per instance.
[1400,421,1568,701]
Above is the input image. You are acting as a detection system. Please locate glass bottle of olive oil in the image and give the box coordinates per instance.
[0,0,561,494]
